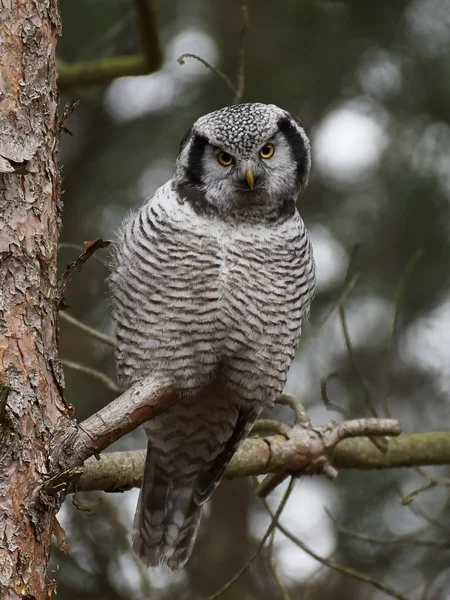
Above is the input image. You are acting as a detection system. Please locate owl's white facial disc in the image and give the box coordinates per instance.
[173,103,311,222]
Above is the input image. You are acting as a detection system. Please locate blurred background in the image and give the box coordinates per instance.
[54,1,450,598]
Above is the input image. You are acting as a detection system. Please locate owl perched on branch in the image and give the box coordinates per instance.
[109,103,316,570]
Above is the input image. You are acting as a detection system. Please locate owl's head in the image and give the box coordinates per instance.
[173,103,311,221]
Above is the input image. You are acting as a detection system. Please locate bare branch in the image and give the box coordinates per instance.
[57,238,111,306]
[330,521,449,550]
[58,56,158,90]
[207,478,295,600]
[59,311,115,347]
[48,376,175,491]
[262,497,411,600]
[381,249,424,417]
[59,242,110,270]
[251,418,291,436]
[320,372,352,417]
[276,394,309,425]
[58,1,161,90]
[132,0,162,71]
[72,417,404,494]
[61,359,123,394]
[256,472,289,499]
[233,0,249,104]
[57,100,80,135]
[299,273,359,352]
[177,53,237,96]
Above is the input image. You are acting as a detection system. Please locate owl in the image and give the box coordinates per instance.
[109,103,316,570]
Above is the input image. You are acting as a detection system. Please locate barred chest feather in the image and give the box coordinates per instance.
[111,181,315,406]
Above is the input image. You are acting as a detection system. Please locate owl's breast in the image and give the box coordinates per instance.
[217,219,311,357]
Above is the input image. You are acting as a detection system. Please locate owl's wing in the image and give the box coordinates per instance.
[193,407,260,505]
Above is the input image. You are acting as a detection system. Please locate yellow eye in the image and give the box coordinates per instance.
[259,143,275,159]
[217,151,234,166]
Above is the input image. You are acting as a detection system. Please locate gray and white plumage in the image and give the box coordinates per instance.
[109,103,316,570]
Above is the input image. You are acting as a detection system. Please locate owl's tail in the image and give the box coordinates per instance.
[132,447,202,571]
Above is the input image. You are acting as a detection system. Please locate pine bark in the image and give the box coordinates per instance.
[0,2,69,598]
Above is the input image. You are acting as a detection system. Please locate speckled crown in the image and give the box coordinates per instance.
[194,103,286,155]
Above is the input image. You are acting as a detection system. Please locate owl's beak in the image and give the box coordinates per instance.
[245,169,255,190]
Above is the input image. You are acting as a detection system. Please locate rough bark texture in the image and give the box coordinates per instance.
[0,2,69,598]
[49,376,175,487]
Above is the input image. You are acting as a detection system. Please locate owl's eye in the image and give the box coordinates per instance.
[217,152,234,166]
[259,144,275,159]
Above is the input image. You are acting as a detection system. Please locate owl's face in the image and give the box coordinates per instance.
[174,103,311,221]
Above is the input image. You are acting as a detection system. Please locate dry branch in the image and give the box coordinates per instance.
[58,0,161,89]
[59,311,115,347]
[68,417,407,494]
[49,376,175,492]
[57,238,111,304]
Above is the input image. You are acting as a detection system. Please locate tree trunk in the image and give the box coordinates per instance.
[0,2,69,598]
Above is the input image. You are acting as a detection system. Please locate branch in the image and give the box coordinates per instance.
[132,0,162,71]
[59,312,115,347]
[58,56,154,90]
[381,249,424,417]
[207,478,295,600]
[73,430,450,494]
[58,0,161,89]
[262,498,411,600]
[177,53,236,96]
[61,359,122,393]
[57,238,111,306]
[59,242,110,270]
[233,0,249,104]
[48,376,175,492]
[70,417,407,494]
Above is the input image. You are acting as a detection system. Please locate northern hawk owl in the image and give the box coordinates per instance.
[109,103,316,570]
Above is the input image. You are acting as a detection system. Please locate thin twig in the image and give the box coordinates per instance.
[401,480,437,505]
[339,305,378,418]
[256,472,289,498]
[177,53,236,96]
[59,311,115,348]
[334,305,388,452]
[402,467,450,504]
[397,481,450,536]
[266,519,291,600]
[299,274,360,353]
[251,419,291,436]
[57,239,111,305]
[325,508,449,549]
[61,359,123,394]
[276,394,309,426]
[206,478,295,600]
[381,249,424,417]
[59,242,110,270]
[233,0,249,104]
[268,543,292,600]
[334,243,378,419]
[262,499,412,600]
[57,100,80,135]
[320,372,352,418]
[337,524,449,549]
